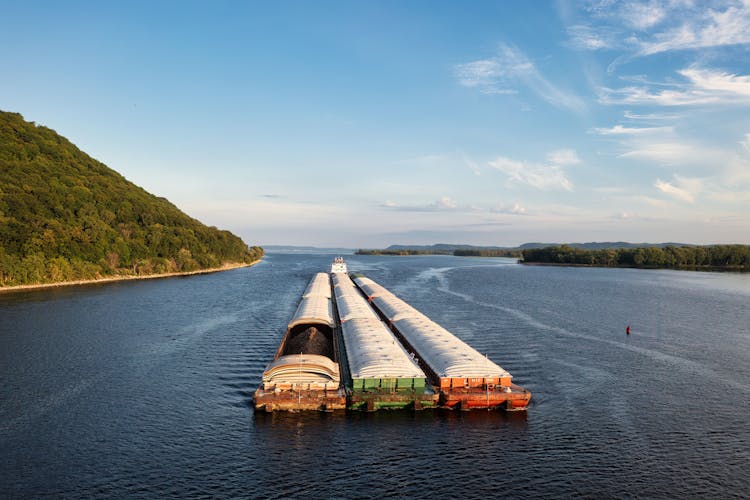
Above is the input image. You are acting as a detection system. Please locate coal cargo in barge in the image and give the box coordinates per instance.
[253,273,347,411]
[353,276,531,410]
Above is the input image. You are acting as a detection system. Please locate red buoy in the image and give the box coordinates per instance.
[626,325,631,335]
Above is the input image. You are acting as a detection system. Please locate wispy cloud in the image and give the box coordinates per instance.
[546,149,581,165]
[616,131,750,200]
[454,56,523,94]
[682,67,750,96]
[566,24,615,50]
[617,211,639,220]
[488,150,577,191]
[455,43,585,112]
[593,125,674,135]
[741,132,750,153]
[638,1,750,56]
[461,153,482,176]
[600,66,750,106]
[571,1,750,56]
[635,195,672,209]
[381,197,460,212]
[620,142,703,164]
[621,0,667,30]
[491,202,528,215]
[623,110,681,121]
[382,197,532,218]
[722,137,750,185]
[655,175,704,203]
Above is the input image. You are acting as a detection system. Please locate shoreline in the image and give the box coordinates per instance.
[520,261,749,272]
[0,260,262,294]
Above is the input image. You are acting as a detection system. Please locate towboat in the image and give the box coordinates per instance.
[331,256,347,274]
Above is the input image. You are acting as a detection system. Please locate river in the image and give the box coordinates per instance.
[1,253,748,498]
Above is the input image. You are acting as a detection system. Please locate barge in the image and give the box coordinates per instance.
[353,276,531,410]
[253,273,347,411]
[254,258,529,412]
[332,272,436,410]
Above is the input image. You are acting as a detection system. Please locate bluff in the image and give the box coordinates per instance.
[0,110,263,287]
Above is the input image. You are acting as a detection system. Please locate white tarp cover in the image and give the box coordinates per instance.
[332,273,379,322]
[288,296,334,329]
[262,354,340,390]
[371,296,424,323]
[393,317,509,379]
[288,273,334,328]
[331,272,356,294]
[303,272,332,299]
[342,318,426,379]
[360,277,511,380]
[336,293,379,322]
[333,273,425,380]
[351,277,390,299]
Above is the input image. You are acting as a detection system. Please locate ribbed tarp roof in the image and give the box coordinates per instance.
[353,277,390,299]
[353,276,511,380]
[333,274,425,380]
[303,272,332,299]
[342,319,426,379]
[289,297,334,328]
[371,295,424,324]
[262,354,340,387]
[288,273,333,328]
[332,273,379,323]
[336,293,379,322]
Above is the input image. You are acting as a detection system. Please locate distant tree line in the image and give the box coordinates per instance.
[453,249,521,258]
[521,245,750,270]
[0,110,263,287]
[355,249,450,256]
[356,248,521,257]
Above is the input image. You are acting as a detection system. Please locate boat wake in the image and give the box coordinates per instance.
[428,267,750,394]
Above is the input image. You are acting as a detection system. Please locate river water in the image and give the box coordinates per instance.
[1,253,748,498]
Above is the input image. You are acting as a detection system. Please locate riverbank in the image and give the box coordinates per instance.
[520,261,749,272]
[0,260,262,294]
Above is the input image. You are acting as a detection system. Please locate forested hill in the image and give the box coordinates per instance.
[0,110,263,287]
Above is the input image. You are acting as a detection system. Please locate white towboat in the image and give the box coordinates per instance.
[331,256,347,274]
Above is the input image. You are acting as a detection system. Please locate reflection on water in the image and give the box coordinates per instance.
[253,407,529,430]
[1,253,748,497]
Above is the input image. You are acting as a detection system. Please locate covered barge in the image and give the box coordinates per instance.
[353,276,531,410]
[332,272,436,410]
[253,273,347,411]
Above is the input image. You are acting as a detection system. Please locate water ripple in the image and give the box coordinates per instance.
[1,254,748,498]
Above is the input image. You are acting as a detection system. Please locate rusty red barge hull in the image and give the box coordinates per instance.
[439,384,531,410]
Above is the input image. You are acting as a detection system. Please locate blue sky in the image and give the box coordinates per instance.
[2,1,750,247]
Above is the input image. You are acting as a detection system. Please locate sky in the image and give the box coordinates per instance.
[2,1,750,247]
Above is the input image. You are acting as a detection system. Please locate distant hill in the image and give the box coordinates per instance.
[264,245,354,253]
[385,243,507,253]
[0,110,263,287]
[371,242,691,253]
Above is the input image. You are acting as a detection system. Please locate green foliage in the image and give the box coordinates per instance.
[355,249,447,256]
[356,248,521,257]
[521,245,750,270]
[453,249,521,258]
[0,110,263,286]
